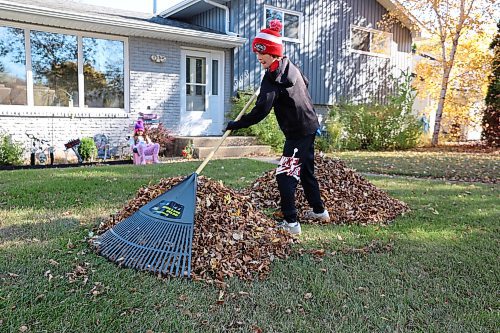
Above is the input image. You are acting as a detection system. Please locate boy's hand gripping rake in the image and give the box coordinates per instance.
[94,90,259,277]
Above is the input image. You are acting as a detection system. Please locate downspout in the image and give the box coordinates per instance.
[203,0,238,36]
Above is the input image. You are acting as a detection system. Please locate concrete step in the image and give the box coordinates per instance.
[175,136,260,148]
[195,145,273,159]
[174,136,273,159]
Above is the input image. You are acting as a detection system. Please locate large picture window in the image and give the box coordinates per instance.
[31,30,79,106]
[0,26,27,105]
[350,25,392,57]
[83,37,124,108]
[0,22,127,110]
[264,6,302,42]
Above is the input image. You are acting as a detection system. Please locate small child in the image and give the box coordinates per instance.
[130,120,160,164]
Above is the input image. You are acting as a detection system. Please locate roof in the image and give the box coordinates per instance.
[160,0,423,34]
[0,0,246,48]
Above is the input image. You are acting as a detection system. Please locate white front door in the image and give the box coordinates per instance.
[180,49,224,136]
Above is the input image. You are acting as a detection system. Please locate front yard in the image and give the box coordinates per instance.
[0,153,498,332]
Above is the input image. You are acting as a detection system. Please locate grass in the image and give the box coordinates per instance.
[1,158,499,332]
[333,150,499,183]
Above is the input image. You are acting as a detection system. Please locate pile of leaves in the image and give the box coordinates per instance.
[242,156,410,225]
[94,176,295,284]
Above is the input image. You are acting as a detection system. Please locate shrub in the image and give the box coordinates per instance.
[315,108,344,152]
[146,123,175,156]
[334,102,422,150]
[0,134,24,165]
[78,137,97,162]
[320,70,422,151]
[229,90,285,152]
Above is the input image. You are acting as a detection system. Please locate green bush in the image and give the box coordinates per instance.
[78,137,97,162]
[0,134,24,165]
[333,102,422,150]
[320,70,422,151]
[229,90,285,152]
[315,108,344,152]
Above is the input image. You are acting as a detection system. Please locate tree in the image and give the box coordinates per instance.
[413,27,493,141]
[386,0,497,145]
[481,21,500,146]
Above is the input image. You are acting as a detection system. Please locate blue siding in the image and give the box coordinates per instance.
[188,0,413,105]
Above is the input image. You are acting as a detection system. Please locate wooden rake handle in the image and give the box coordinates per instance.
[195,89,260,175]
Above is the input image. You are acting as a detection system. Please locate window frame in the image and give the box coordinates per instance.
[262,5,303,43]
[349,24,393,59]
[0,19,129,114]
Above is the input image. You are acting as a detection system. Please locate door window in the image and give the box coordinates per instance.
[186,56,206,112]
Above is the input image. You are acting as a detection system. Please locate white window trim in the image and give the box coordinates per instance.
[263,5,303,43]
[349,24,393,59]
[0,19,129,116]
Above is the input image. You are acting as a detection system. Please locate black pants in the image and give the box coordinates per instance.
[276,134,324,223]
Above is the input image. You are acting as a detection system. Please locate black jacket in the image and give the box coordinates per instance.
[231,57,320,139]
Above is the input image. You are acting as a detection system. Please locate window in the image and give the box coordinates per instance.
[83,37,124,108]
[186,56,206,112]
[31,30,79,106]
[351,26,392,57]
[0,26,27,105]
[0,22,127,110]
[211,60,218,96]
[264,6,302,42]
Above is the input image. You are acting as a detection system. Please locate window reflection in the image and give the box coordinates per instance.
[284,14,299,39]
[212,60,218,95]
[265,8,300,41]
[83,37,124,108]
[0,26,27,105]
[31,30,78,107]
[186,56,206,112]
[352,28,371,52]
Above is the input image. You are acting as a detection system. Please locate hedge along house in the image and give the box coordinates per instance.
[160,0,422,116]
[0,0,246,161]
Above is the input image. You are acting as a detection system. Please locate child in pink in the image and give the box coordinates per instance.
[130,120,160,164]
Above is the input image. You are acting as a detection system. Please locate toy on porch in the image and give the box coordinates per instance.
[129,120,160,165]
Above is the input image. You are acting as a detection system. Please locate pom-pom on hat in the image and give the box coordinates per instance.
[252,19,283,57]
[134,120,145,133]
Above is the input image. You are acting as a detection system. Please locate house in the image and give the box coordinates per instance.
[0,0,245,161]
[0,0,420,162]
[160,0,422,113]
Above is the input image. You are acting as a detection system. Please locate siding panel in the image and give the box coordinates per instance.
[190,0,414,105]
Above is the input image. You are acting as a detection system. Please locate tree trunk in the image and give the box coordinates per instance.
[431,66,452,146]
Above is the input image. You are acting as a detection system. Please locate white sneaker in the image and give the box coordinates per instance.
[276,220,302,235]
[303,210,330,223]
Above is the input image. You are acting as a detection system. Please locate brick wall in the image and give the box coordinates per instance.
[0,36,234,163]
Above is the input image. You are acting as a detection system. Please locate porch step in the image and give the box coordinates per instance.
[174,136,273,159]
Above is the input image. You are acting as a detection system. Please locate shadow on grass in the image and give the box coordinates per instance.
[0,218,81,246]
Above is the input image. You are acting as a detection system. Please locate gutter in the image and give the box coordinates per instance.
[202,0,238,36]
[0,0,245,47]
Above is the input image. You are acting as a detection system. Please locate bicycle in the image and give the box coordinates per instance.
[25,133,55,166]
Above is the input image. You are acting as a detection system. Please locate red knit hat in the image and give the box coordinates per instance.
[252,19,283,57]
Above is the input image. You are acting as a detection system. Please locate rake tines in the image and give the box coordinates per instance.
[94,174,197,277]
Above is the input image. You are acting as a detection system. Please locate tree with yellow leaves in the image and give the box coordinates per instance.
[414,27,494,141]
[387,0,498,145]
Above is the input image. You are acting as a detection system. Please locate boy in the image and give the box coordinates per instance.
[226,19,330,235]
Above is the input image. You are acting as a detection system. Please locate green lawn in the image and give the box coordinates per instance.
[333,150,499,183]
[1,158,499,332]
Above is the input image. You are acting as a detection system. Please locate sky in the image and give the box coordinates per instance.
[75,0,185,14]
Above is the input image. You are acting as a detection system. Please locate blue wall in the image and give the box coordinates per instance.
[190,0,413,105]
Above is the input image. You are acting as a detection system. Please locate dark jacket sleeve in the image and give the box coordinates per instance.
[230,84,277,130]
